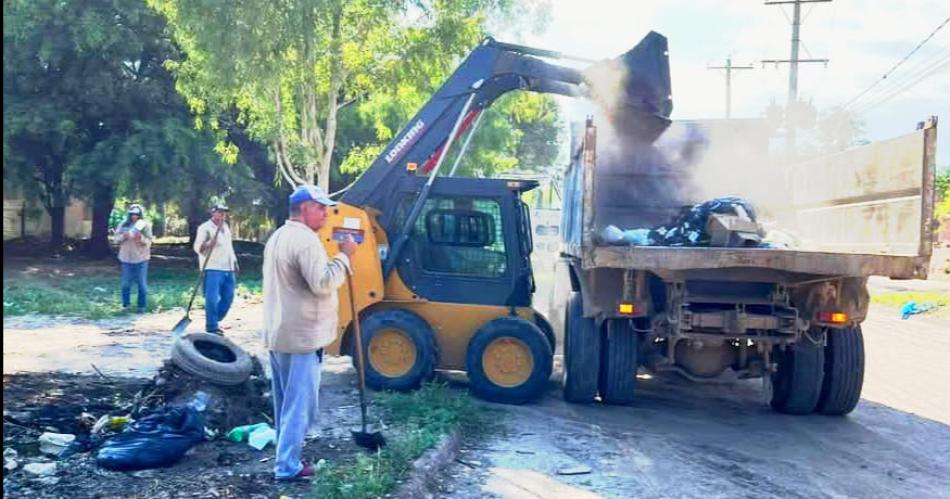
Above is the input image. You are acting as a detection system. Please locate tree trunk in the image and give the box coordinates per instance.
[49,205,65,252]
[186,197,204,246]
[154,203,167,238]
[86,187,115,259]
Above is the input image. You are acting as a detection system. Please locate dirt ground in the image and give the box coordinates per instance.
[2,362,370,499]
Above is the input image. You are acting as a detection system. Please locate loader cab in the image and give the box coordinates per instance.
[383,176,538,307]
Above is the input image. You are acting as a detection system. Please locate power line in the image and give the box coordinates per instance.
[841,15,950,111]
[852,52,950,115]
[849,44,950,112]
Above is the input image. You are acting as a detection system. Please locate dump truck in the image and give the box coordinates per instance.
[553,116,938,415]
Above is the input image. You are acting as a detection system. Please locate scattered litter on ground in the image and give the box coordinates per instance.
[23,462,57,476]
[96,405,206,471]
[37,432,75,457]
[900,301,939,319]
[557,464,593,476]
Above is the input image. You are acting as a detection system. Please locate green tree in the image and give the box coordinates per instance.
[4,0,186,254]
[150,0,512,191]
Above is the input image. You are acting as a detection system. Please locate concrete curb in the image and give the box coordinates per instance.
[393,430,462,499]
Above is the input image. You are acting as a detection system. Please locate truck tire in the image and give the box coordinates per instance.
[171,332,253,386]
[598,319,638,405]
[817,326,865,415]
[770,333,824,415]
[356,309,437,392]
[466,317,553,404]
[563,292,601,404]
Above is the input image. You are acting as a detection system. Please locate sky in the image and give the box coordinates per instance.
[500,0,950,165]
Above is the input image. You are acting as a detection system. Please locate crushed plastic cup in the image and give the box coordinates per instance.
[38,432,76,457]
[247,426,276,451]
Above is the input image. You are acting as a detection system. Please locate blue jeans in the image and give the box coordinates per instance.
[120,262,148,310]
[203,270,235,332]
[270,351,322,479]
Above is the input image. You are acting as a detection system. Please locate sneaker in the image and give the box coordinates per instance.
[206,328,225,336]
[277,463,315,481]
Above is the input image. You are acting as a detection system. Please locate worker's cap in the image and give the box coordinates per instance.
[210,203,230,213]
[127,204,144,216]
[288,184,336,208]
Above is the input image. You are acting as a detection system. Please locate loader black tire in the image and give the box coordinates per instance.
[466,317,553,405]
[356,309,437,392]
[817,326,865,415]
[171,332,253,386]
[770,332,825,415]
[598,319,638,405]
[562,292,601,404]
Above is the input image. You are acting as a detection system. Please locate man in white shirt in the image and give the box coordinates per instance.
[193,204,239,335]
[263,185,356,481]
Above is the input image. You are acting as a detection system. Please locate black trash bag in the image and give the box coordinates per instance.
[96,406,205,471]
[650,197,758,247]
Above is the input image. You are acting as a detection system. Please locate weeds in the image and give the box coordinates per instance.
[310,382,486,499]
[3,257,261,319]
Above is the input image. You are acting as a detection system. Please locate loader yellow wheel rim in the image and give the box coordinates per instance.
[368,328,417,378]
[482,337,534,388]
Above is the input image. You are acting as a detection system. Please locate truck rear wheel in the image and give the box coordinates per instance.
[598,319,638,405]
[817,326,864,415]
[770,332,824,415]
[563,292,601,404]
[466,317,553,404]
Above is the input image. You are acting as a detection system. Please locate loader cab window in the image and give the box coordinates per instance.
[397,196,508,278]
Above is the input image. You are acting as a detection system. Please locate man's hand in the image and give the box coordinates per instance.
[339,235,358,258]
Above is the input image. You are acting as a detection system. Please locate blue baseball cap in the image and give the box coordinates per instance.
[289,184,337,208]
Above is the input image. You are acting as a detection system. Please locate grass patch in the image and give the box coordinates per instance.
[3,258,261,319]
[310,382,487,499]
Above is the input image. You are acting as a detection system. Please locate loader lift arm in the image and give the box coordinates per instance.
[341,33,672,278]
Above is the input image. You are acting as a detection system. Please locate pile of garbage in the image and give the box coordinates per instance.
[601,196,798,249]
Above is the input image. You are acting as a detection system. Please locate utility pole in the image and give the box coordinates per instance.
[708,58,754,118]
[763,0,830,155]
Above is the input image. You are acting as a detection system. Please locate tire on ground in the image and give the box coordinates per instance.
[355,308,437,392]
[598,319,638,405]
[466,317,553,405]
[817,325,865,415]
[171,332,253,386]
[534,312,557,354]
[770,331,825,415]
[562,292,601,404]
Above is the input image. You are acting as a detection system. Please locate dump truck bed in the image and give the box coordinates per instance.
[561,118,938,281]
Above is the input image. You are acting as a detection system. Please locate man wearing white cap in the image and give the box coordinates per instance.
[263,184,356,480]
[112,204,153,313]
[194,203,239,335]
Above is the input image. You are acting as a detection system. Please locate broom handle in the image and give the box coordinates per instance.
[186,223,223,313]
[346,271,369,432]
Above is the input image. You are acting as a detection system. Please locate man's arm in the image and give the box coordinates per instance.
[138,224,154,248]
[193,224,208,255]
[298,244,350,294]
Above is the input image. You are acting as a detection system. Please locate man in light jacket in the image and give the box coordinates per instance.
[193,204,239,335]
[113,204,153,313]
[263,185,356,481]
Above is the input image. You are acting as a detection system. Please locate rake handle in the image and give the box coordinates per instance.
[345,271,369,433]
[185,223,224,314]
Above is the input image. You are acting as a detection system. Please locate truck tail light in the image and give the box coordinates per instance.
[619,303,635,315]
[818,312,848,324]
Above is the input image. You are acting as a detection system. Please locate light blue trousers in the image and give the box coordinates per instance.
[270,350,322,479]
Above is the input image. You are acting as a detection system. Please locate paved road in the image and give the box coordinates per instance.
[438,306,950,499]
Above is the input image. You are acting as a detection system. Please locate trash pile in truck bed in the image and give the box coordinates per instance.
[601,196,797,249]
